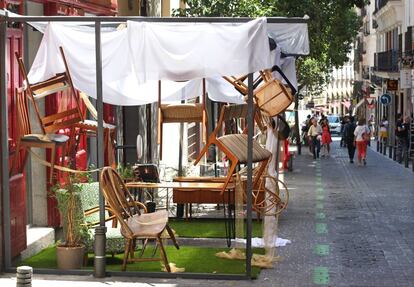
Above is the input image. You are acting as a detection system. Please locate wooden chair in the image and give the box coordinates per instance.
[15,47,116,166]
[76,91,116,166]
[10,87,69,184]
[15,50,84,135]
[194,103,249,166]
[223,69,294,118]
[100,167,179,272]
[193,104,288,216]
[157,79,207,160]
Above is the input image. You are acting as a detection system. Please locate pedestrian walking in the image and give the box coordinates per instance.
[354,118,370,166]
[340,116,348,148]
[379,116,388,146]
[343,116,356,163]
[301,115,311,147]
[321,119,332,157]
[307,117,322,159]
[395,114,411,164]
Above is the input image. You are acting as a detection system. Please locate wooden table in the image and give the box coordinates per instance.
[126,181,226,190]
[126,180,235,215]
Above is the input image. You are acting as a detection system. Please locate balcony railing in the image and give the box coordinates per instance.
[374,50,399,72]
[362,66,371,80]
[374,0,400,14]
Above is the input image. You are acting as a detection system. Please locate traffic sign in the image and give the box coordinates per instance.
[380,94,391,105]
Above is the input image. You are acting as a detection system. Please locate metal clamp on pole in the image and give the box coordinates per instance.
[93,226,107,278]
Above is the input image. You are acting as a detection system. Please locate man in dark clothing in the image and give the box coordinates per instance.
[343,116,356,163]
[396,114,410,163]
[340,116,348,148]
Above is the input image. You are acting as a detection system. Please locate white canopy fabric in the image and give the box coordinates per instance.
[27,20,272,105]
[127,18,271,83]
[4,11,306,106]
[267,22,309,56]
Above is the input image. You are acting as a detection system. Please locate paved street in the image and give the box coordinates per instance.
[1,140,414,287]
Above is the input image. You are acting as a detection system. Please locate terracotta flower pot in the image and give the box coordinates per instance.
[56,244,85,270]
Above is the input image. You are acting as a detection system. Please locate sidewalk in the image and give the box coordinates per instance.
[369,140,413,171]
[1,140,414,286]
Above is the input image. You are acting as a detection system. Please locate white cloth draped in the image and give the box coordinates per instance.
[127,18,272,83]
[27,19,272,106]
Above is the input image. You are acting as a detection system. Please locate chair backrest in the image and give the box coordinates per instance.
[100,167,141,238]
[15,47,84,134]
[15,87,31,137]
[77,182,108,225]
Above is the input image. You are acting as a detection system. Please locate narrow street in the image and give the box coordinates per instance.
[267,139,414,286]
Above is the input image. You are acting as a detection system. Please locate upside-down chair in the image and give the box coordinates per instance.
[15,47,116,167]
[157,79,208,160]
[10,87,69,184]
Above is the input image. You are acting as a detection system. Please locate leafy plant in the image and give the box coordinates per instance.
[54,175,89,248]
[117,163,135,181]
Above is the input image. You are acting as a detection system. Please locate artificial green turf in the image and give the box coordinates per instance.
[169,219,263,238]
[19,245,263,278]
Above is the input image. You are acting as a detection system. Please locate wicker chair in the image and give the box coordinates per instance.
[100,167,179,272]
[157,79,207,160]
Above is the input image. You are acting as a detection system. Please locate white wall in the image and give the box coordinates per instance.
[26,1,47,227]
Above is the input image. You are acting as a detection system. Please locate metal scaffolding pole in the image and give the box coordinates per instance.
[0,13,11,272]
[4,14,307,24]
[93,20,106,278]
[245,73,254,278]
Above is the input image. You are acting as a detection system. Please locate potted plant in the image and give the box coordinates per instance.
[117,163,135,182]
[55,175,88,269]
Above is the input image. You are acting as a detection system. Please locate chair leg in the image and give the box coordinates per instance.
[130,239,136,259]
[10,140,21,177]
[157,236,171,273]
[49,145,56,185]
[139,239,147,258]
[165,225,179,249]
[152,240,158,258]
[122,239,132,271]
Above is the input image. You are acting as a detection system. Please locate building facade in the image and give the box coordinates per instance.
[320,52,354,116]
[355,0,414,143]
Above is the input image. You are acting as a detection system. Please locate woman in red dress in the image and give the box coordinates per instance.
[321,119,332,157]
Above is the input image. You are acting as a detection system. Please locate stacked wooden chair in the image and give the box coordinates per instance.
[100,167,179,272]
[223,69,294,119]
[194,104,289,213]
[10,87,69,184]
[15,47,116,169]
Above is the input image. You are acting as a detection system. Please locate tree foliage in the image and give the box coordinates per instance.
[173,0,365,97]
